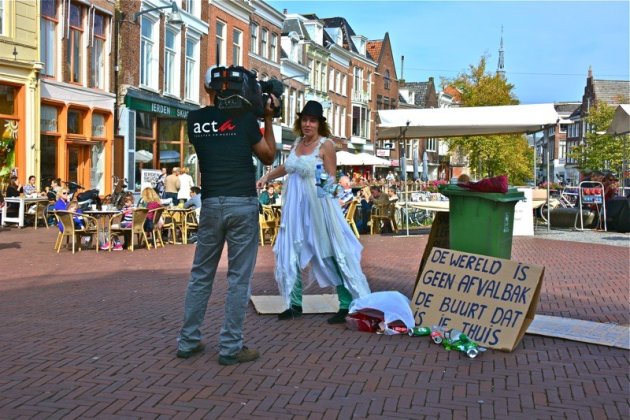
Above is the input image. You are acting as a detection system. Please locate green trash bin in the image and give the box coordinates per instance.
[439,185,524,259]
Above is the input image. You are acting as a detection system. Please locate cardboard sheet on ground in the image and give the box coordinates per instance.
[250,295,339,314]
[412,247,544,351]
[527,314,630,350]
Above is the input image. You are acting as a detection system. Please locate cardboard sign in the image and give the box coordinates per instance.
[141,169,162,189]
[411,247,544,351]
[415,212,449,290]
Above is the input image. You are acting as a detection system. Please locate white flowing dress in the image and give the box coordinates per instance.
[273,137,371,307]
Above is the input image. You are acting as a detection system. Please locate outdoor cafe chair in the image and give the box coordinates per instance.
[182,208,198,244]
[345,199,360,239]
[370,201,398,235]
[26,200,51,229]
[52,210,99,254]
[146,206,166,249]
[108,208,150,251]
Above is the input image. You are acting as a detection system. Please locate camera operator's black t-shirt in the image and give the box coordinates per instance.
[187,106,261,198]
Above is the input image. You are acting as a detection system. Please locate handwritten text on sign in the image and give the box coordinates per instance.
[411,247,544,351]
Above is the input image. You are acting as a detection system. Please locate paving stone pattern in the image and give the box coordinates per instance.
[0,227,628,419]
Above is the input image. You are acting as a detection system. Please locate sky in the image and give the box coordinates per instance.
[268,0,630,104]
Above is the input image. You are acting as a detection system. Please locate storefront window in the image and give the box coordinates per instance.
[159,118,181,141]
[136,111,154,138]
[68,108,84,134]
[159,142,180,171]
[0,85,17,115]
[90,142,105,191]
[92,113,106,138]
[40,135,58,186]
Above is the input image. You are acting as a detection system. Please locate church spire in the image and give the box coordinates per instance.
[497,26,505,78]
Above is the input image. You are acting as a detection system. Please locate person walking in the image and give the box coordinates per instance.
[256,100,371,324]
[176,67,279,364]
[177,167,194,205]
[163,167,180,205]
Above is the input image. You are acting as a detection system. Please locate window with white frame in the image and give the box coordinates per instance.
[367,71,372,100]
[352,105,368,137]
[270,33,277,62]
[185,36,199,101]
[40,0,58,77]
[215,20,226,65]
[340,106,346,137]
[164,27,179,95]
[353,67,362,92]
[334,105,341,137]
[427,138,437,151]
[250,22,258,54]
[185,0,199,17]
[261,28,268,59]
[320,63,326,91]
[341,74,347,96]
[384,69,391,90]
[66,2,84,84]
[90,12,107,90]
[312,60,319,90]
[328,69,334,92]
[232,28,242,65]
[140,16,158,88]
[335,71,341,94]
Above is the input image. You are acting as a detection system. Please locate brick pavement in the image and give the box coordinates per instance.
[0,226,628,419]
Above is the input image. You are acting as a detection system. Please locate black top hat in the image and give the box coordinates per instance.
[297,100,326,121]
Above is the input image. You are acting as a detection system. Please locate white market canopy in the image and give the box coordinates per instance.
[336,151,390,166]
[606,104,630,135]
[377,103,560,139]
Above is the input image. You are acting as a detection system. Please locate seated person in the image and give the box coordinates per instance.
[67,200,85,229]
[23,175,44,197]
[357,185,389,234]
[139,187,162,232]
[337,176,355,214]
[387,186,399,202]
[52,189,70,232]
[110,195,134,251]
[5,176,22,217]
[259,184,279,205]
[184,186,202,212]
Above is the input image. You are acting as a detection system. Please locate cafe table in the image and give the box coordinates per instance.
[1,196,50,228]
[162,207,192,244]
[84,207,122,247]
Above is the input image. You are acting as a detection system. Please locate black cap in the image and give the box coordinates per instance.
[297,100,326,121]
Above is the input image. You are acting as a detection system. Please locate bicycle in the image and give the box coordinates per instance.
[102,175,128,209]
[395,204,433,227]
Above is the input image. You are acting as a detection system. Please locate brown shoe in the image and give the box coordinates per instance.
[218,346,260,366]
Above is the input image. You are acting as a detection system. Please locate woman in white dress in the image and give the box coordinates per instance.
[256,101,370,324]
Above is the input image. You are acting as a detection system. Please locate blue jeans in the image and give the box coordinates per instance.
[178,196,259,357]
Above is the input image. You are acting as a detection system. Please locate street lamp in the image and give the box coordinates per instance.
[134,1,183,25]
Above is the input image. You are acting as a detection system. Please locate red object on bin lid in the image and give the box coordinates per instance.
[458,175,508,193]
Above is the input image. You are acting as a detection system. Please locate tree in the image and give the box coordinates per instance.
[568,100,626,175]
[442,57,533,184]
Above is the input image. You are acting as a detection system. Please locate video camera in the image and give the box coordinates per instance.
[208,66,284,118]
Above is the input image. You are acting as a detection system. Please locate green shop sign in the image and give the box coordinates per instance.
[125,96,192,119]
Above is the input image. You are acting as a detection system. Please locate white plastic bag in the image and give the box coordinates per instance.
[349,291,415,334]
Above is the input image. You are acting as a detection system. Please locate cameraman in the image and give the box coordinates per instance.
[177,67,279,365]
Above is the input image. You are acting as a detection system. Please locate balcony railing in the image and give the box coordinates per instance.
[352,90,369,103]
